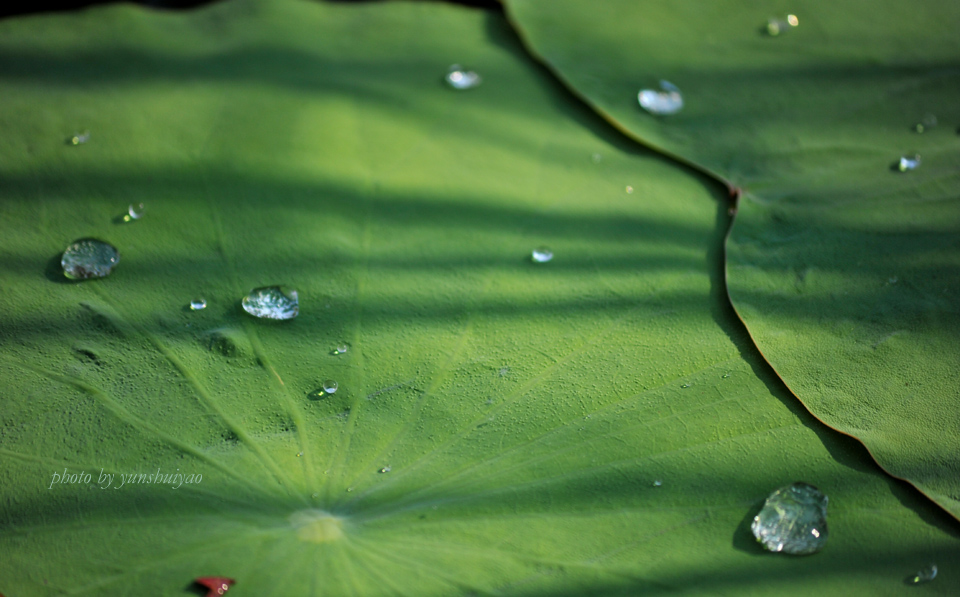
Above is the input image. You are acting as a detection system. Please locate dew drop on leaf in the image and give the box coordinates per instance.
[910,563,937,584]
[61,238,119,280]
[445,64,481,90]
[531,247,553,263]
[68,131,89,145]
[751,482,828,555]
[189,298,207,311]
[898,154,921,172]
[241,286,299,320]
[127,202,145,220]
[323,379,338,394]
[766,14,799,36]
[638,80,683,115]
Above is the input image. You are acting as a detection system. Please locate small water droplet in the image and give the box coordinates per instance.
[61,238,120,280]
[626,185,634,194]
[346,487,353,492]
[531,247,553,263]
[445,64,481,90]
[126,202,145,221]
[68,131,90,145]
[379,466,392,474]
[241,286,299,320]
[680,383,691,389]
[653,480,663,487]
[888,276,898,284]
[190,298,207,311]
[333,343,349,355]
[322,379,339,394]
[296,451,303,457]
[591,152,602,163]
[766,14,799,36]
[914,114,937,133]
[722,373,730,379]
[910,563,938,584]
[638,80,683,115]
[751,482,828,555]
[498,367,509,377]
[898,154,921,172]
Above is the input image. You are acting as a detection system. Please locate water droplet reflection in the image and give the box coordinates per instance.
[898,154,921,172]
[68,131,90,145]
[638,80,683,115]
[767,14,799,36]
[445,64,481,90]
[379,466,392,474]
[61,238,120,280]
[241,286,299,320]
[531,247,553,263]
[910,563,938,584]
[190,298,207,311]
[751,482,829,555]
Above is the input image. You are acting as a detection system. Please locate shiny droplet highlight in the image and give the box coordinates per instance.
[898,154,921,172]
[69,131,90,145]
[638,80,683,115]
[531,247,553,263]
[323,379,339,394]
[767,14,799,36]
[241,286,299,320]
[126,202,145,221]
[751,482,828,555]
[61,239,120,280]
[190,298,207,311]
[910,564,938,584]
[445,64,481,90]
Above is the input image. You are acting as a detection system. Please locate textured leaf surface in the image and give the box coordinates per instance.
[0,1,957,595]
[504,0,960,517]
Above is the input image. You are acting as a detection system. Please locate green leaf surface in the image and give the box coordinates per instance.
[0,1,957,595]
[503,0,960,517]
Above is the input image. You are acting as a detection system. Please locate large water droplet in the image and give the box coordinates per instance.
[323,379,338,394]
[241,286,299,320]
[189,298,207,311]
[767,14,799,36]
[531,247,553,263]
[638,80,683,115]
[751,482,828,555]
[333,342,349,355]
[898,154,921,172]
[61,239,120,280]
[910,563,938,584]
[445,64,481,90]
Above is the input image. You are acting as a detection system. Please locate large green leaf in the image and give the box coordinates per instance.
[0,0,957,594]
[503,0,960,518]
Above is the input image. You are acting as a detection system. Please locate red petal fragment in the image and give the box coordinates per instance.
[195,576,235,596]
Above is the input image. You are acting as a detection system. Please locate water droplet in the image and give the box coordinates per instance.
[626,185,634,194]
[445,64,481,90]
[126,202,145,221]
[333,343,349,355]
[888,276,898,284]
[531,247,553,263]
[898,154,921,172]
[61,238,120,280]
[190,298,207,311]
[241,286,299,320]
[722,373,731,379]
[323,379,338,394]
[914,114,937,133]
[379,466,392,474]
[653,480,662,487]
[498,367,509,377]
[910,563,938,584]
[638,80,683,115]
[767,14,799,36]
[680,383,691,389]
[751,482,828,555]
[68,131,90,145]
[296,451,303,457]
